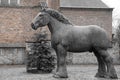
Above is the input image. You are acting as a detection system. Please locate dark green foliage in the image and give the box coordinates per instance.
[34,41,55,73]
[26,32,55,73]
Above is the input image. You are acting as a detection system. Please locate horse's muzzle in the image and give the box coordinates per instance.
[31,23,37,30]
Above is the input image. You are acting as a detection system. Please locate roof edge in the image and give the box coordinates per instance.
[60,7,113,10]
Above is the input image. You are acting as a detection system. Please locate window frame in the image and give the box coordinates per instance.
[0,0,20,6]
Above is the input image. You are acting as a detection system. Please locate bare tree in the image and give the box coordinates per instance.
[116,22,120,58]
[116,23,120,44]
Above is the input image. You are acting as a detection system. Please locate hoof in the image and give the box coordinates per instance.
[104,73,118,79]
[53,73,68,78]
[95,72,107,78]
[109,74,118,79]
[52,69,57,74]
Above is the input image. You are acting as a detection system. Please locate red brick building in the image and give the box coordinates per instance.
[0,0,41,64]
[0,0,115,64]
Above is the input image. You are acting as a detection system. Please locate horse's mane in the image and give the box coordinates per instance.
[43,8,72,25]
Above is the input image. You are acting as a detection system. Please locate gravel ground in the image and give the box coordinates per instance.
[0,65,120,80]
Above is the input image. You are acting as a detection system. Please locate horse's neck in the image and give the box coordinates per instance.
[47,17,71,34]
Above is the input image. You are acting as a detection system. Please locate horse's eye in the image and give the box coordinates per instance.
[39,15,43,17]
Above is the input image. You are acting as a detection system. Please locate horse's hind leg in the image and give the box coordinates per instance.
[97,49,118,79]
[93,49,107,78]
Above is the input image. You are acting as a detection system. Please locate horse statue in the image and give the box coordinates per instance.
[31,8,118,79]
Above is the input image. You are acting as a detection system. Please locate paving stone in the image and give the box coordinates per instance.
[0,65,120,80]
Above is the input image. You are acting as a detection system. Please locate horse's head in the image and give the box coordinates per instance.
[31,12,50,30]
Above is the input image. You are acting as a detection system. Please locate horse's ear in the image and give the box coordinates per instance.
[39,2,48,12]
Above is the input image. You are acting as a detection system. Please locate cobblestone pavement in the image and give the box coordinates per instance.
[0,65,120,80]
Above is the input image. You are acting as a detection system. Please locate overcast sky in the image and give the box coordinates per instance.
[101,0,120,19]
[101,0,120,32]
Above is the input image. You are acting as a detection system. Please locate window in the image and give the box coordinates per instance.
[0,0,20,6]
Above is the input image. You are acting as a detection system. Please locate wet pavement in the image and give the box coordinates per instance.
[0,65,120,80]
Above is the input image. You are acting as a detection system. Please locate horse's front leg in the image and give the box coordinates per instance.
[52,47,59,73]
[53,44,68,78]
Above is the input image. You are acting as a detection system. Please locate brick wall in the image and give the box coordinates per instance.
[0,0,51,44]
[0,0,117,64]
[0,0,51,64]
[60,8,112,39]
[47,0,60,10]
[20,0,40,6]
[0,1,112,43]
[0,8,37,43]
